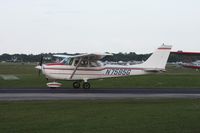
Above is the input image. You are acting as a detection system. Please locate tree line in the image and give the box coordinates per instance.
[0,52,200,63]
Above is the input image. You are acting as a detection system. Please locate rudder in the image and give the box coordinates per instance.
[138,44,172,69]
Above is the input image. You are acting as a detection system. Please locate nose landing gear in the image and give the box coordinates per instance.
[47,81,62,88]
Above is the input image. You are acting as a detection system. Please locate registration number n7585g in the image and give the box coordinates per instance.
[105,69,131,76]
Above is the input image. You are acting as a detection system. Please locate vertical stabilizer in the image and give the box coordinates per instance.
[138,44,172,69]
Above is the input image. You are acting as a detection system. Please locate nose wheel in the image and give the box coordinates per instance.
[73,81,91,89]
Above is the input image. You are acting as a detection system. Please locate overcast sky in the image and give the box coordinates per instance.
[0,0,200,54]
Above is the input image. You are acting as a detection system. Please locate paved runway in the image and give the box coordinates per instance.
[1,88,200,101]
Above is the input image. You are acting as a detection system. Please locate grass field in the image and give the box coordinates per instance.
[1,63,200,133]
[1,99,200,133]
[0,62,200,88]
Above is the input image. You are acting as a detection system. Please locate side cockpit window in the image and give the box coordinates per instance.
[73,58,102,67]
[74,59,89,67]
[69,58,73,65]
[61,58,73,65]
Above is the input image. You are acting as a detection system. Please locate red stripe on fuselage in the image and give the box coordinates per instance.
[46,63,65,66]
[48,73,129,77]
[43,67,144,71]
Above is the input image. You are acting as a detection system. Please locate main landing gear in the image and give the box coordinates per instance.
[73,81,91,89]
[73,82,81,89]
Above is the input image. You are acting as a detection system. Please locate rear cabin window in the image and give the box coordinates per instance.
[89,61,101,67]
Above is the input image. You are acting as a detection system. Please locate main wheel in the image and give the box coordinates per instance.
[73,82,81,89]
[83,82,90,89]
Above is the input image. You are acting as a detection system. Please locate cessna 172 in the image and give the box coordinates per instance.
[35,44,172,89]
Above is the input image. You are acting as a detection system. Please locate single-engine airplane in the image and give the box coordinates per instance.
[181,60,200,70]
[35,44,172,89]
[171,51,200,71]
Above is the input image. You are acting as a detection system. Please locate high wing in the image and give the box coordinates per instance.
[54,53,112,60]
[53,55,74,58]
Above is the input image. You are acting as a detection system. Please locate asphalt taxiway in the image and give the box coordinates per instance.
[1,88,200,101]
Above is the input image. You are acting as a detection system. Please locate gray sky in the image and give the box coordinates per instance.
[0,0,200,54]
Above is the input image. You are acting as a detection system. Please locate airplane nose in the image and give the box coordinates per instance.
[35,65,42,70]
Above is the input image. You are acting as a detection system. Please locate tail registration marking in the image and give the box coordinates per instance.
[105,69,131,76]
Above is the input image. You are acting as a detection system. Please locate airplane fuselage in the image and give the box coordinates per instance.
[42,63,151,81]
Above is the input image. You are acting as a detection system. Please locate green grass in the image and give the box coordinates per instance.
[0,63,45,87]
[1,99,200,133]
[0,63,200,88]
[91,74,200,88]
[1,64,200,133]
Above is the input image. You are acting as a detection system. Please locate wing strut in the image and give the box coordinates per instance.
[69,58,82,79]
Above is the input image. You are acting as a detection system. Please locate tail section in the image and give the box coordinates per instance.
[137,44,172,69]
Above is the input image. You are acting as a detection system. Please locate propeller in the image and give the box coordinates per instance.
[35,55,43,76]
[39,55,43,66]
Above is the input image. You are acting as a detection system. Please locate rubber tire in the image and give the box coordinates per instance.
[73,82,81,89]
[83,82,91,89]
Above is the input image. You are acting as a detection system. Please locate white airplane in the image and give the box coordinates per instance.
[35,44,172,89]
